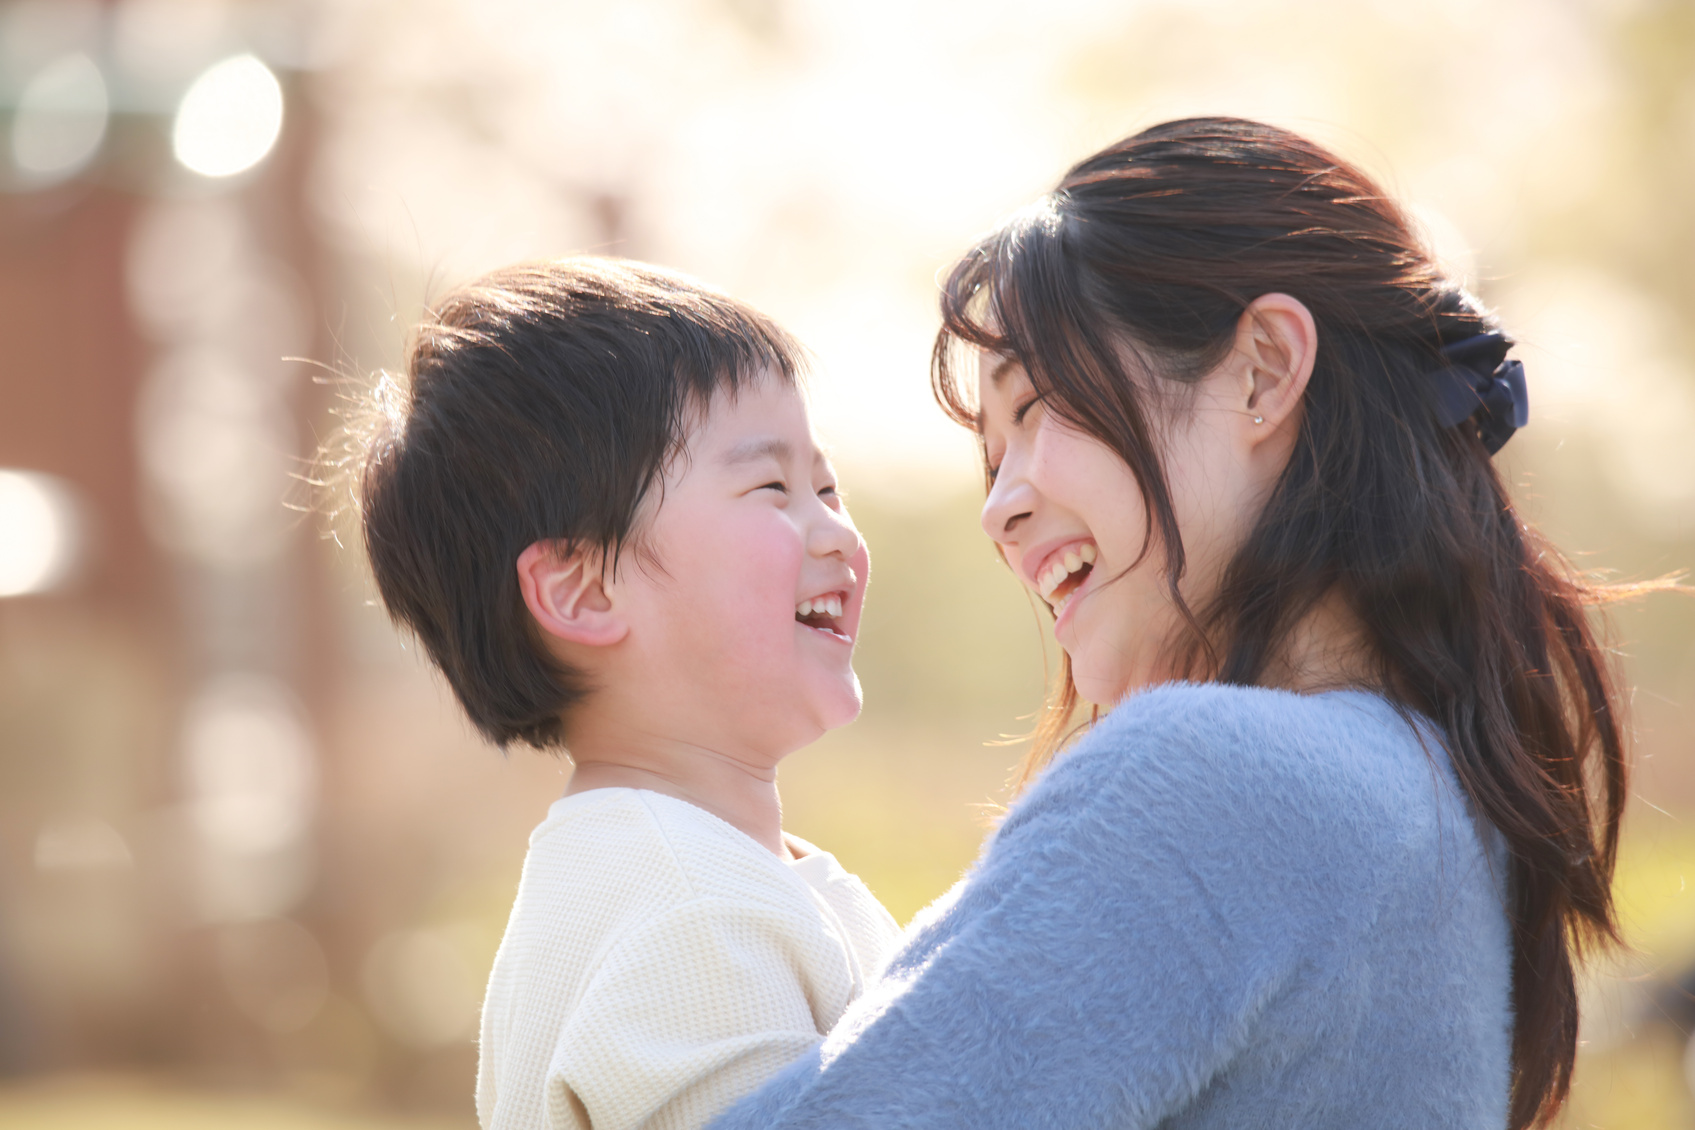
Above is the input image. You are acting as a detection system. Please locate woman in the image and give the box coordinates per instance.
[711,117,1635,1129]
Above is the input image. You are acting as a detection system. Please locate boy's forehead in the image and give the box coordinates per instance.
[716,434,829,468]
[689,378,827,465]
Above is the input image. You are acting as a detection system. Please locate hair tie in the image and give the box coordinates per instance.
[1426,331,1528,454]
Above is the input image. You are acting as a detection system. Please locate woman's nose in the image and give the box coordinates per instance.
[981,468,1035,544]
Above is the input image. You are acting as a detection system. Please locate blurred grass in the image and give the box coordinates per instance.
[0,1074,466,1130]
[1565,1040,1692,1130]
[1560,812,1695,1128]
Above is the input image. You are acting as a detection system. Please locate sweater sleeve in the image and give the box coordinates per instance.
[708,689,1393,1130]
[546,897,830,1130]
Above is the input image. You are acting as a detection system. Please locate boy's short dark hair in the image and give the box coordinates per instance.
[358,257,805,751]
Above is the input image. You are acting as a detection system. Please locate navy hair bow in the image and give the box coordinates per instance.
[1426,331,1528,455]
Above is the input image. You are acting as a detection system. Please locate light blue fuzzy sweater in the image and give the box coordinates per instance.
[711,683,1513,1129]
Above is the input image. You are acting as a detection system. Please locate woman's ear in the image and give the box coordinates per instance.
[1233,292,1318,438]
[516,542,628,648]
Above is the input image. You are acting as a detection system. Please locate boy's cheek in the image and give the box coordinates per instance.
[708,567,806,651]
[652,515,806,660]
[848,542,871,621]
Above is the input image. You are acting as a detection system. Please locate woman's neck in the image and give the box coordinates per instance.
[1263,588,1376,694]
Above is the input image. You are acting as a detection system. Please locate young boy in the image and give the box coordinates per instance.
[356,259,902,1130]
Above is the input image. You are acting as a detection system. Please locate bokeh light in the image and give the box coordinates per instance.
[136,347,297,567]
[361,928,481,1049]
[9,50,107,182]
[181,673,318,922]
[171,53,284,178]
[32,816,134,873]
[0,469,83,597]
[215,917,330,1035]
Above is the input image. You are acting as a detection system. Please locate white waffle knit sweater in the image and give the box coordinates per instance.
[475,788,902,1130]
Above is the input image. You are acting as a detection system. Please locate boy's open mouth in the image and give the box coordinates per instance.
[1037,542,1096,617]
[796,592,851,642]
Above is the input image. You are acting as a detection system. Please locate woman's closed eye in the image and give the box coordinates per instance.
[1011,393,1043,426]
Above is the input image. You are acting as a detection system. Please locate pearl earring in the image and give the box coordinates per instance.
[1252,414,1264,425]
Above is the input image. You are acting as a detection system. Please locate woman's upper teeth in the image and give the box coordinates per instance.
[1038,542,1097,597]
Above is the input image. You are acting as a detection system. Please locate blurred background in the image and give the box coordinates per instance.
[0,0,1691,1126]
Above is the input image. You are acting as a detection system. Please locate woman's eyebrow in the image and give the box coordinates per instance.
[720,436,793,465]
[988,356,1022,386]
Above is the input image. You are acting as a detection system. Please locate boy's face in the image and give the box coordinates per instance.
[609,374,867,762]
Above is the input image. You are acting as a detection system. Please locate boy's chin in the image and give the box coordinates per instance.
[810,673,864,732]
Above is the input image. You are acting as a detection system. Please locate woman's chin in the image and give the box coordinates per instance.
[1070,661,1136,708]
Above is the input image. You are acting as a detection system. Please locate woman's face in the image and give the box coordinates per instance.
[977,352,1270,706]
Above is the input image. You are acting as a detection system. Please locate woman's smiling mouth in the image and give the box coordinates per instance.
[1035,542,1096,616]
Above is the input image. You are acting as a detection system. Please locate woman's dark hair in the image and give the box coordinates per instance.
[933,117,1659,1128]
[356,257,803,750]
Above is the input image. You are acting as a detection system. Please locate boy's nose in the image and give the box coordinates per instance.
[809,503,863,561]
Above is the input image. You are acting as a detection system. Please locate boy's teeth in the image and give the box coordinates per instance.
[797,595,845,620]
[1063,551,1081,572]
[1080,543,1097,564]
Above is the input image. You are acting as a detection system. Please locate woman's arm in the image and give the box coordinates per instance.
[709,687,1404,1130]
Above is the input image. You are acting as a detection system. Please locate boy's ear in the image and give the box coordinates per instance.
[516,542,628,648]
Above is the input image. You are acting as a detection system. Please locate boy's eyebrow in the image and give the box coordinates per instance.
[720,437,794,465]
